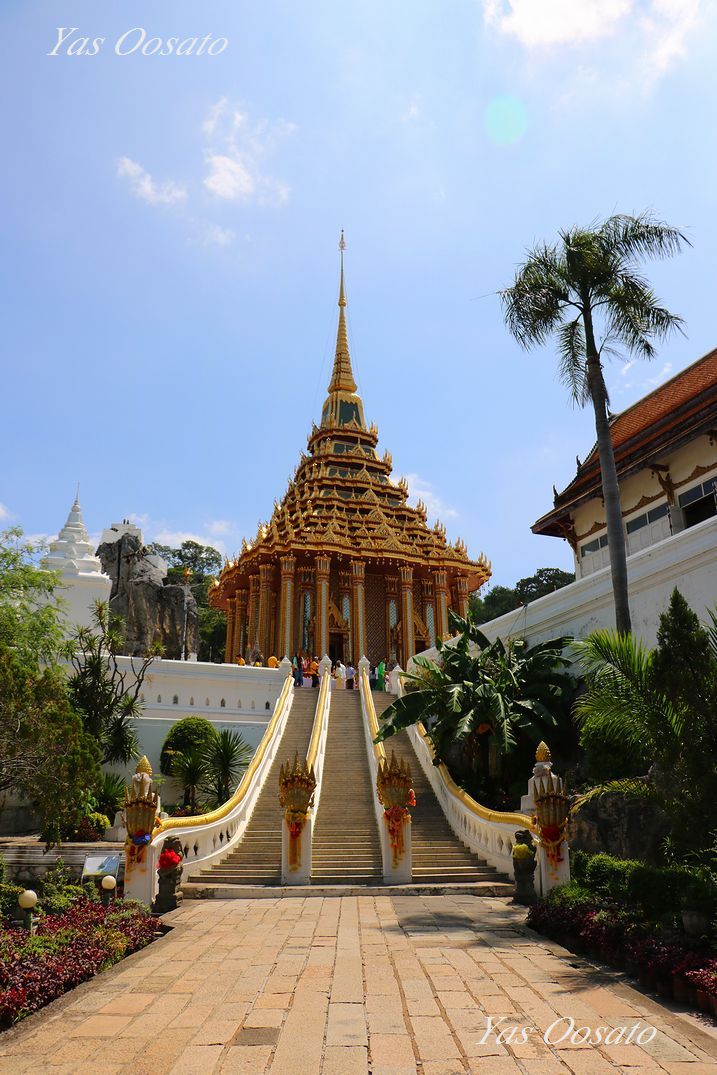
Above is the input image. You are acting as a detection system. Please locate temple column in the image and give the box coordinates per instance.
[339,570,352,663]
[433,570,449,640]
[315,555,331,659]
[247,574,260,654]
[422,579,436,647]
[235,589,248,659]
[258,563,274,657]
[351,560,366,662]
[453,575,469,620]
[385,576,399,661]
[399,565,414,667]
[279,556,296,658]
[224,596,236,663]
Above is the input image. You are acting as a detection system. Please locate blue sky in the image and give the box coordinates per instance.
[2,0,716,588]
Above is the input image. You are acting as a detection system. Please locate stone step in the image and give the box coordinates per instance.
[183,880,514,899]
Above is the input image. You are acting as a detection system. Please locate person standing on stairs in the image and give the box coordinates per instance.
[377,658,386,691]
[345,661,355,690]
[335,661,346,689]
[310,656,320,687]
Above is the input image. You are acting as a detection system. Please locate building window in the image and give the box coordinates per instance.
[220,698,226,708]
[156,695,161,704]
[172,695,178,705]
[678,477,717,529]
[581,534,608,558]
[626,502,670,534]
[189,697,194,706]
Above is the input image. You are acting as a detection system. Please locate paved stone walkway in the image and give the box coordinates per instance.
[2,896,717,1074]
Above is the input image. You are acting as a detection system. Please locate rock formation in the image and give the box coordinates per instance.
[97,522,198,659]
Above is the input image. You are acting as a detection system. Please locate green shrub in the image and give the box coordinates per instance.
[0,883,23,923]
[87,812,111,837]
[160,717,216,776]
[570,849,590,885]
[38,858,95,915]
[95,771,127,819]
[577,852,717,922]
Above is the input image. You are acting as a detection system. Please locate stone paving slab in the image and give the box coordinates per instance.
[2,896,717,1074]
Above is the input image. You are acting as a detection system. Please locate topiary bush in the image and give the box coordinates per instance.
[574,852,717,922]
[160,717,217,776]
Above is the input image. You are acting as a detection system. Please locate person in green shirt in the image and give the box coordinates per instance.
[377,659,386,691]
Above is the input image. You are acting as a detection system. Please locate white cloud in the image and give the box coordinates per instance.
[206,519,233,536]
[483,0,631,47]
[404,474,459,523]
[400,100,421,122]
[197,223,236,248]
[481,0,704,88]
[646,360,673,386]
[201,99,295,206]
[204,154,255,200]
[117,157,186,206]
[0,503,13,521]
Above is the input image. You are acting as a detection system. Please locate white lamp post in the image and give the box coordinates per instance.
[101,874,117,905]
[18,889,38,931]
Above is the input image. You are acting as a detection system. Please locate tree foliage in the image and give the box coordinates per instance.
[501,213,687,633]
[0,646,100,844]
[0,528,66,665]
[470,567,574,625]
[66,603,159,765]
[147,540,225,661]
[160,716,217,776]
[573,589,717,859]
[375,609,572,802]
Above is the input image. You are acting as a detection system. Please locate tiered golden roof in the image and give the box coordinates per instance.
[214,239,490,598]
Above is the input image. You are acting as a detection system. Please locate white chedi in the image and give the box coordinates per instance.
[41,494,112,632]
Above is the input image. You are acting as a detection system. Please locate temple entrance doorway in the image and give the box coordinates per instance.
[329,632,346,664]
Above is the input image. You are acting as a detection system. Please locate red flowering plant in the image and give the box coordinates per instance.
[0,897,156,1027]
[157,848,182,871]
[685,963,717,996]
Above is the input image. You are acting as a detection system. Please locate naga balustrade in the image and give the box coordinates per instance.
[125,661,295,906]
[392,670,568,895]
[358,657,412,883]
[280,655,332,883]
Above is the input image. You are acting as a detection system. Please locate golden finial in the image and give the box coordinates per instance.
[338,229,347,308]
[137,755,153,776]
[535,741,551,763]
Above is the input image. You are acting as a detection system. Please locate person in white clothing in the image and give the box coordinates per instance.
[335,661,346,689]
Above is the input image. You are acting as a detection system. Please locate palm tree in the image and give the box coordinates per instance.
[501,213,688,633]
[375,610,571,781]
[171,748,206,812]
[201,729,254,806]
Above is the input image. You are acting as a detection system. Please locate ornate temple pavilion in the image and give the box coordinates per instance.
[211,238,491,667]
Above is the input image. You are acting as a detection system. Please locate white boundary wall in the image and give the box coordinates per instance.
[112,659,286,792]
[477,514,717,649]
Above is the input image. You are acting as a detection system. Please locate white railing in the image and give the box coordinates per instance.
[142,668,295,901]
[358,657,411,883]
[281,656,332,884]
[391,672,533,884]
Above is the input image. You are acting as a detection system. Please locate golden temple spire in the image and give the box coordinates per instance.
[320,231,366,430]
[328,230,357,395]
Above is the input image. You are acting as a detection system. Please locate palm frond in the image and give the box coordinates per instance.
[572,777,658,814]
[600,212,690,262]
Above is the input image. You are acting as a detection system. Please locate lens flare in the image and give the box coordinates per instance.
[484,95,528,145]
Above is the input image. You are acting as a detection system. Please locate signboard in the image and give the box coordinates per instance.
[81,853,121,881]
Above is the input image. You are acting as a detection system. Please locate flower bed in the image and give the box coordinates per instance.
[527,886,717,1015]
[0,897,157,1027]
